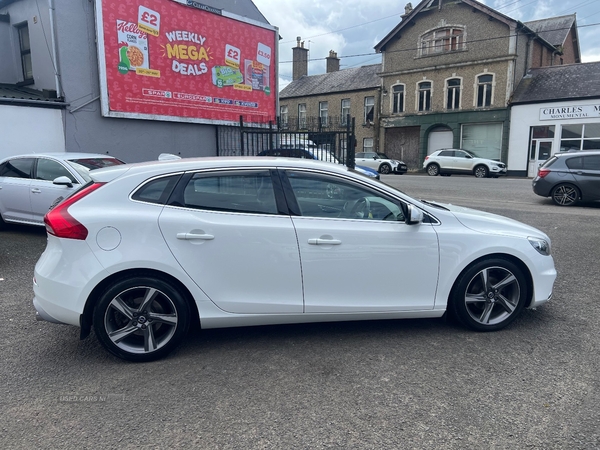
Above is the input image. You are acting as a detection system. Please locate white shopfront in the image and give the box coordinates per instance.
[508,99,600,177]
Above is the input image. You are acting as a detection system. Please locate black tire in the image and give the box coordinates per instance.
[0,214,6,230]
[551,183,579,206]
[474,165,489,178]
[449,257,527,332]
[93,276,191,362]
[379,163,391,174]
[426,163,440,176]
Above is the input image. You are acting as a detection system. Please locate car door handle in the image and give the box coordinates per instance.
[176,232,214,240]
[308,238,341,245]
[31,188,41,194]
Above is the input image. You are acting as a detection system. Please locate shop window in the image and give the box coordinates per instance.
[461,123,502,160]
[476,74,493,107]
[420,27,465,56]
[418,81,431,112]
[392,84,405,114]
[341,99,350,125]
[560,123,600,151]
[446,78,461,110]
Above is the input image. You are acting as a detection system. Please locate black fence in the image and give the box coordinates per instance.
[217,116,357,168]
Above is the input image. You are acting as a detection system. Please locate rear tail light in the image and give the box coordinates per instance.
[424,156,429,161]
[44,182,105,240]
[537,168,551,179]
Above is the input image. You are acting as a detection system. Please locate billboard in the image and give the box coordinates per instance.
[95,0,278,125]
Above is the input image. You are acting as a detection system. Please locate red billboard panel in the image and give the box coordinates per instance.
[96,0,278,124]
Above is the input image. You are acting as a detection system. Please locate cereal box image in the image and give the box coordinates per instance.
[117,20,149,73]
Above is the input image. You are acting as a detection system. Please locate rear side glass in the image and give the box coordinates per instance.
[132,175,181,204]
[0,158,34,178]
[439,150,454,157]
[565,157,583,170]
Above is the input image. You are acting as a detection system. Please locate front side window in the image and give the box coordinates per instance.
[17,23,33,81]
[280,105,288,128]
[341,99,350,125]
[418,82,432,112]
[0,158,34,178]
[392,84,405,114]
[476,74,493,107]
[446,78,461,110]
[285,171,405,221]
[364,96,374,124]
[182,171,278,215]
[35,159,76,183]
[420,27,465,56]
[298,104,307,129]
[319,101,329,127]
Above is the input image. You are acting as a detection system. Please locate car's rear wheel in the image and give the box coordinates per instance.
[93,276,190,362]
[379,163,391,174]
[474,165,489,178]
[450,257,527,331]
[551,183,579,206]
[0,214,6,230]
[426,164,440,176]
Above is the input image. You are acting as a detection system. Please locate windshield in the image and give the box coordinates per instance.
[66,158,124,182]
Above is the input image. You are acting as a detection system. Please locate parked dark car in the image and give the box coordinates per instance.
[532,150,600,206]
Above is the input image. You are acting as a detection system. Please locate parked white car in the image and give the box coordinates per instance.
[0,152,123,228]
[424,149,507,178]
[355,152,408,174]
[33,157,555,361]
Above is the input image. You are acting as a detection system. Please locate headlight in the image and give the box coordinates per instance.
[528,237,551,256]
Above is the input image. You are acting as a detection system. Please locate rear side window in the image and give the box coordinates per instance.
[566,157,583,170]
[132,175,181,204]
[181,171,278,215]
[0,158,34,178]
[438,150,454,157]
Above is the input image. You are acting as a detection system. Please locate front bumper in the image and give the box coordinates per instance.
[394,164,408,174]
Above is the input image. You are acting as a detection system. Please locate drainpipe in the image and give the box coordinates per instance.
[48,0,62,97]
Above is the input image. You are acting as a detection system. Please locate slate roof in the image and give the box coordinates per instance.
[0,84,66,106]
[511,62,600,105]
[280,64,381,98]
[524,14,576,47]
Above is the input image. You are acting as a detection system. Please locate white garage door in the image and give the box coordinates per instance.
[427,129,453,155]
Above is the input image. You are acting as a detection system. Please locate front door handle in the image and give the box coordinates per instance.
[177,232,214,240]
[31,188,41,194]
[308,238,341,245]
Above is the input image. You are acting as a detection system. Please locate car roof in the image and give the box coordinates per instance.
[89,156,354,183]
[1,152,119,162]
[554,150,600,158]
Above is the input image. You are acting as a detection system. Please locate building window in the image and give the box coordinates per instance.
[279,105,288,128]
[298,104,306,129]
[17,23,33,82]
[446,78,461,110]
[341,99,350,125]
[418,81,431,112]
[392,84,405,114]
[420,27,464,56]
[461,123,502,161]
[476,74,493,107]
[363,138,374,152]
[319,101,329,127]
[560,123,600,151]
[364,96,374,124]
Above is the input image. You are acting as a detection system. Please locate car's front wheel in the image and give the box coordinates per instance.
[474,165,489,178]
[450,257,527,331]
[426,163,440,176]
[379,163,391,174]
[551,183,579,206]
[93,276,191,362]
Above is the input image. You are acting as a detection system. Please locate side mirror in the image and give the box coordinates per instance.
[53,176,73,188]
[405,204,423,225]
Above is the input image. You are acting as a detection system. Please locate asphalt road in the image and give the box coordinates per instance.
[1,174,599,449]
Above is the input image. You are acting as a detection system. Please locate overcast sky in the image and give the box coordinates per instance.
[251,0,600,90]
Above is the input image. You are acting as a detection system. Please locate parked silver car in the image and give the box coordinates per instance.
[424,149,507,178]
[0,152,123,228]
[355,152,408,174]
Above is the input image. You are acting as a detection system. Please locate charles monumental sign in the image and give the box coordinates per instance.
[539,105,600,121]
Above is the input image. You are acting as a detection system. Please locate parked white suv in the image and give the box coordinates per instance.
[424,149,507,178]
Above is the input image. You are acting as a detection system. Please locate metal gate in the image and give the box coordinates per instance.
[217,115,357,168]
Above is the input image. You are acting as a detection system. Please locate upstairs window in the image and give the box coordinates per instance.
[418,82,431,112]
[279,105,288,128]
[364,96,374,124]
[392,84,405,114]
[420,27,464,56]
[341,99,350,125]
[446,78,461,110]
[476,74,493,107]
[17,23,33,82]
[298,104,307,129]
[319,101,329,127]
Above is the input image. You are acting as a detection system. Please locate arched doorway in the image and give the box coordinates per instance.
[427,126,453,155]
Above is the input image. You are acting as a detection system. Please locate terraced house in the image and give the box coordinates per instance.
[375,0,580,173]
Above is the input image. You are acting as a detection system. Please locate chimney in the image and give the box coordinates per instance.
[326,50,340,73]
[292,36,308,80]
[401,2,413,20]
